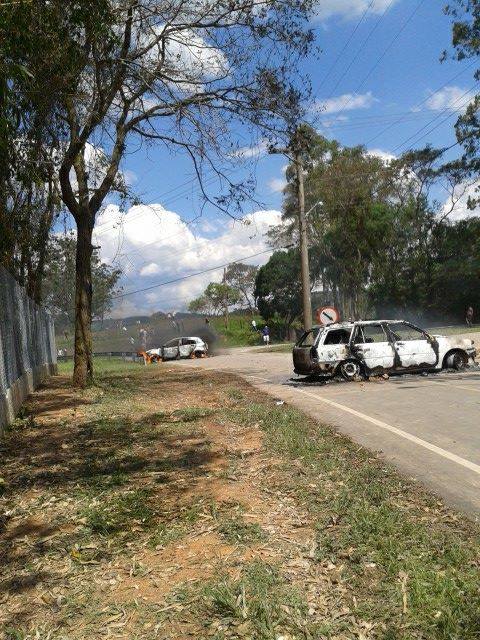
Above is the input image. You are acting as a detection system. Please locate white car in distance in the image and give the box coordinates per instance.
[147,336,208,361]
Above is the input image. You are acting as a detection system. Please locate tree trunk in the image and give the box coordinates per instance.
[73,213,94,387]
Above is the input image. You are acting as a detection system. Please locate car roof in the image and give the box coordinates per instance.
[311,320,407,330]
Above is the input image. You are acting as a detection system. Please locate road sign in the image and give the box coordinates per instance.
[316,306,340,326]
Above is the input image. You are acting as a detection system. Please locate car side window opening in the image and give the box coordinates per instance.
[388,323,426,342]
[323,329,351,345]
[165,339,179,347]
[298,328,321,347]
[355,324,388,344]
[182,338,197,345]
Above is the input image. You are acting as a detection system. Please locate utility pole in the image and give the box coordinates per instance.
[294,148,312,331]
[223,267,229,329]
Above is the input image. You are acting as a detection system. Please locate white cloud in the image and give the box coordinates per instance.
[441,181,480,222]
[368,148,396,163]
[314,91,376,115]
[314,0,400,21]
[94,204,281,316]
[268,177,287,193]
[232,139,269,159]
[426,86,476,112]
[319,114,349,128]
[139,262,161,277]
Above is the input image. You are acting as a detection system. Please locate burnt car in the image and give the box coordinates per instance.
[293,320,476,380]
[147,336,208,362]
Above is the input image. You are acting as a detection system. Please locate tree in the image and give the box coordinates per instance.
[8,0,313,386]
[43,233,122,327]
[444,1,479,201]
[188,282,240,316]
[224,262,258,312]
[254,248,316,332]
[0,3,66,299]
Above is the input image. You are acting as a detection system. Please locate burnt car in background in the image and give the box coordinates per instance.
[146,336,208,361]
[293,320,476,380]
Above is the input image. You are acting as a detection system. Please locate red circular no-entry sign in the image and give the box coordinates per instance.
[316,306,340,326]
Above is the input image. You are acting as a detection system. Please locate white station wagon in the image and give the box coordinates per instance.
[293,320,476,380]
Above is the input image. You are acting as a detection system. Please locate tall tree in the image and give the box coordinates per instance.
[224,262,258,312]
[188,282,240,316]
[444,1,480,196]
[13,0,313,386]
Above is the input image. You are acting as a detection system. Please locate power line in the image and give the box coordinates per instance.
[365,59,478,146]
[324,0,397,102]
[317,0,377,93]
[112,246,291,300]
[393,83,478,153]
[333,0,424,118]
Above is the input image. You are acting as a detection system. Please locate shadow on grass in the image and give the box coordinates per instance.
[0,400,219,608]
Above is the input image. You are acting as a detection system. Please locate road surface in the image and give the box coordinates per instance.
[174,341,480,517]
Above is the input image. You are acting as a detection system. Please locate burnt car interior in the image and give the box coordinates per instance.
[387,323,428,342]
[354,324,387,344]
[324,329,351,345]
[298,328,322,347]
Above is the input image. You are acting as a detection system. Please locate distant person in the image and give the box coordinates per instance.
[251,319,257,331]
[205,317,210,325]
[262,325,270,345]
[466,306,474,327]
[139,327,147,350]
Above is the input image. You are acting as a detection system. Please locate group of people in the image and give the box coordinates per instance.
[251,319,270,345]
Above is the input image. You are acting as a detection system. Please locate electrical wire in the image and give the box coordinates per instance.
[112,245,292,300]
[333,0,424,118]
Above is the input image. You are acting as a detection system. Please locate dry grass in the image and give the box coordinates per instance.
[0,359,479,639]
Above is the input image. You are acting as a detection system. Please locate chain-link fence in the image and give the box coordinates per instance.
[0,266,57,431]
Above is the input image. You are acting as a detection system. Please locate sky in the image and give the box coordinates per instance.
[88,0,479,318]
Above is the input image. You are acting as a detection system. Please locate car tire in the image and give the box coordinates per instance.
[339,360,362,381]
[445,350,467,371]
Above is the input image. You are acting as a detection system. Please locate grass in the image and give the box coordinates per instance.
[196,560,309,639]
[211,314,264,347]
[253,342,293,353]
[3,359,480,639]
[217,516,267,545]
[225,401,480,639]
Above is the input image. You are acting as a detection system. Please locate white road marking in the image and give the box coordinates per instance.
[246,374,480,476]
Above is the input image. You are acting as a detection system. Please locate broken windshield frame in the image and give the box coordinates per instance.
[296,328,323,347]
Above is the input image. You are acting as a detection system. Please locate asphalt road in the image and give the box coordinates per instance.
[174,340,480,517]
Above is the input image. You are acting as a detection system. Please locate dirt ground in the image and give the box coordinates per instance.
[0,367,337,639]
[1,362,479,640]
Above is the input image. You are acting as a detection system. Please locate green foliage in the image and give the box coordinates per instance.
[254,249,302,326]
[224,262,258,310]
[211,314,263,346]
[188,282,241,316]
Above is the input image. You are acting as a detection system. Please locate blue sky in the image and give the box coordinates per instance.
[93,0,478,318]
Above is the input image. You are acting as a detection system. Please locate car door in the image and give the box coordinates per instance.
[179,338,196,358]
[351,323,395,372]
[293,328,323,373]
[386,322,438,369]
[316,328,352,367]
[162,339,180,360]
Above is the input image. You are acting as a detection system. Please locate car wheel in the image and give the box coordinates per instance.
[445,351,467,371]
[339,360,362,381]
